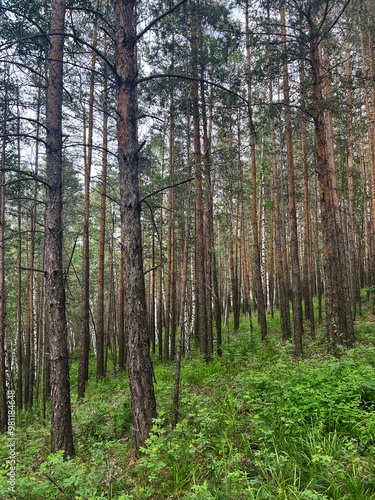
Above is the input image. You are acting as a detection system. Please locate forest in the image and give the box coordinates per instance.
[1,0,375,498]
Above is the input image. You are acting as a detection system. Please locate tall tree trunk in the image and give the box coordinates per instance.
[16,94,23,411]
[191,5,208,359]
[200,38,213,361]
[97,29,109,377]
[78,0,100,395]
[309,9,355,350]
[366,0,375,295]
[165,76,176,362]
[360,132,370,287]
[0,74,8,432]
[25,85,41,409]
[269,52,291,341]
[172,97,192,425]
[345,34,360,319]
[359,7,375,293]
[245,0,267,340]
[280,5,303,356]
[300,62,315,335]
[45,0,74,456]
[114,0,157,451]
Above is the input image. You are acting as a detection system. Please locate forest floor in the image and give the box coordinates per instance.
[1,298,375,499]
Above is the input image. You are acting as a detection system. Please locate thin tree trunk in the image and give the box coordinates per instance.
[78,0,100,395]
[16,94,23,411]
[0,74,8,432]
[172,102,192,426]
[360,132,370,287]
[366,0,375,296]
[269,62,291,341]
[280,5,303,356]
[300,62,315,335]
[345,34,360,319]
[200,32,213,361]
[245,0,267,340]
[97,29,108,377]
[359,7,375,292]
[191,4,208,359]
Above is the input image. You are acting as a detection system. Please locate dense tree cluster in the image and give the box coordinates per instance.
[0,0,374,456]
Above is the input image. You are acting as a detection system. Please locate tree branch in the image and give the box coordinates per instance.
[0,168,50,188]
[20,267,46,275]
[136,73,249,106]
[137,0,189,40]
[139,176,194,204]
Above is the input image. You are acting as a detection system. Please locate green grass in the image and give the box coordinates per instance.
[1,302,375,499]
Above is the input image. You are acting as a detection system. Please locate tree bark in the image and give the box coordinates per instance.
[114,0,157,451]
[309,9,355,350]
[0,74,8,432]
[300,62,315,335]
[269,50,291,341]
[280,5,303,356]
[98,30,109,374]
[191,4,208,359]
[45,0,74,456]
[245,0,267,340]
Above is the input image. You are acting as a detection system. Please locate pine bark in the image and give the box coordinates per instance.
[191,6,208,359]
[280,5,303,356]
[97,29,109,376]
[78,0,100,395]
[300,63,315,335]
[269,58,291,341]
[309,9,355,350]
[0,78,8,432]
[45,0,74,456]
[114,0,157,451]
[245,0,267,340]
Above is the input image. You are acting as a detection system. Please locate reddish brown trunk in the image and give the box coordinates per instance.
[97,34,108,375]
[345,35,360,318]
[269,55,291,341]
[245,0,267,340]
[200,34,213,361]
[310,10,354,350]
[280,5,303,356]
[300,63,315,335]
[191,7,208,359]
[78,0,99,395]
[360,133,370,286]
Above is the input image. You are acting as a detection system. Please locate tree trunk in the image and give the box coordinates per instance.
[300,62,315,335]
[114,0,157,451]
[310,9,355,350]
[98,31,109,375]
[269,49,291,341]
[345,34,360,319]
[245,0,267,340]
[280,5,303,356]
[45,0,74,456]
[78,0,100,395]
[16,94,23,412]
[0,75,8,432]
[191,5,208,359]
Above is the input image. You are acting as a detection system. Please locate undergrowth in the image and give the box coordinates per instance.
[1,301,375,499]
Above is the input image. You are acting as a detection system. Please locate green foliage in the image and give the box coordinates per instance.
[2,310,375,499]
